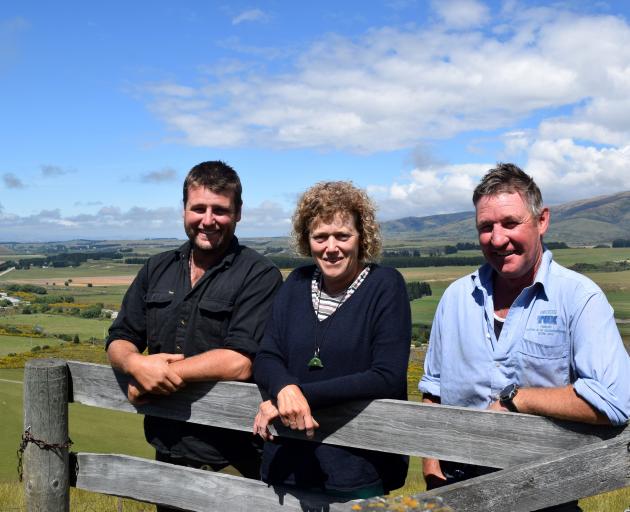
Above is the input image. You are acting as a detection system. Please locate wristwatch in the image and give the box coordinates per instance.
[499,383,519,412]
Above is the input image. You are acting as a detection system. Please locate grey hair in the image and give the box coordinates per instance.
[472,163,543,216]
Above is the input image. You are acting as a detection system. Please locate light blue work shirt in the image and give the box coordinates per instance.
[419,250,630,426]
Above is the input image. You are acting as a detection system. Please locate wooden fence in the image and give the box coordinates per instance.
[21,358,630,511]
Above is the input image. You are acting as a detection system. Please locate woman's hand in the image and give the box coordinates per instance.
[253,400,280,441]
[276,384,320,439]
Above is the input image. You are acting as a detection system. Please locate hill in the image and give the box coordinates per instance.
[381,190,630,245]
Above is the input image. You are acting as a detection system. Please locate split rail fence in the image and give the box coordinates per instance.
[21,359,630,511]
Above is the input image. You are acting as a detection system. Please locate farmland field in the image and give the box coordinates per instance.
[0,313,112,340]
[0,334,64,356]
[0,261,141,284]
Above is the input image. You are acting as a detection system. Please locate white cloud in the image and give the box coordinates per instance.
[142,6,630,158]
[232,9,268,26]
[0,199,292,241]
[239,201,291,235]
[369,163,490,219]
[526,140,630,206]
[430,0,490,28]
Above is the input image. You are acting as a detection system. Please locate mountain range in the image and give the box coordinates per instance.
[381,191,630,245]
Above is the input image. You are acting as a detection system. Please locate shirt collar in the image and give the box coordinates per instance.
[177,236,240,269]
[471,248,552,294]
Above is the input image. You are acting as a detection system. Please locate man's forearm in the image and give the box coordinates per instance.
[107,339,142,374]
[170,348,253,383]
[513,385,610,425]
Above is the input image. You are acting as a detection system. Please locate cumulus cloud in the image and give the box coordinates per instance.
[141,167,178,183]
[232,9,269,25]
[526,141,630,206]
[430,0,490,28]
[368,163,490,219]
[3,172,25,189]
[142,4,630,158]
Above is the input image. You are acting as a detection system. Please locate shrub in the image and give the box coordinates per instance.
[31,346,41,352]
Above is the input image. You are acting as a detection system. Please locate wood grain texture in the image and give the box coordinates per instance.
[418,429,630,511]
[76,453,342,512]
[23,359,70,512]
[67,361,626,468]
[75,453,455,512]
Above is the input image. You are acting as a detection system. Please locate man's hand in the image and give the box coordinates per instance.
[125,352,186,396]
[276,384,319,439]
[108,340,185,404]
[253,400,280,441]
[127,378,150,405]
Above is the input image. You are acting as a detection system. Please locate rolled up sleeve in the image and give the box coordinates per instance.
[571,293,630,425]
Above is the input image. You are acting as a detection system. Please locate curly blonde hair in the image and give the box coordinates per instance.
[292,181,382,262]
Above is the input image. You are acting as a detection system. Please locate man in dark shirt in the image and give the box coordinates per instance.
[106,161,282,505]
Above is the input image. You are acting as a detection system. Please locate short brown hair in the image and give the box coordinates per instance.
[473,162,543,216]
[183,161,242,213]
[292,181,381,262]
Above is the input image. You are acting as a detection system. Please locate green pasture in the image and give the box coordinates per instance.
[0,313,111,340]
[551,247,630,266]
[65,284,129,309]
[0,335,64,356]
[0,261,141,281]
[410,282,449,325]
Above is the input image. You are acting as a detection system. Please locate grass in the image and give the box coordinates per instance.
[0,261,142,282]
[0,334,65,356]
[0,313,112,340]
[67,284,129,309]
[551,247,630,266]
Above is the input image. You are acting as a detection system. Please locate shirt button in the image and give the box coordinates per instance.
[180,319,186,326]
[175,344,182,352]
[495,362,500,367]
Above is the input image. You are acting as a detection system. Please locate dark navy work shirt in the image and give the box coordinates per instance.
[107,237,282,463]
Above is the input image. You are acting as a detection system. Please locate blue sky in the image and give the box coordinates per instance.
[2,0,630,241]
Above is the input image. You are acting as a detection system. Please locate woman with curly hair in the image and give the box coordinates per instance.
[253,181,410,500]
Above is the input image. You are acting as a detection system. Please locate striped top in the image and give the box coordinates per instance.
[311,265,371,321]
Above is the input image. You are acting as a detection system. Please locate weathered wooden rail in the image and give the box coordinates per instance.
[21,359,630,511]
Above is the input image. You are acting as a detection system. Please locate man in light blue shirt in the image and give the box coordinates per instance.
[419,163,630,509]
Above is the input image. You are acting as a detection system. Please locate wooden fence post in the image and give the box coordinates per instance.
[22,359,70,512]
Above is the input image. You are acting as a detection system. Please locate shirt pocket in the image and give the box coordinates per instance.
[144,291,174,349]
[517,336,569,387]
[196,298,234,350]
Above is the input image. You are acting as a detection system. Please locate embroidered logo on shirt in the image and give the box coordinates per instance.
[537,314,557,325]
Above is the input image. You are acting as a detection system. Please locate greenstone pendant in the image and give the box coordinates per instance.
[307,356,323,369]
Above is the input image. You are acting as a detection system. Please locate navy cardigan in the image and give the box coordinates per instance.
[254,264,411,493]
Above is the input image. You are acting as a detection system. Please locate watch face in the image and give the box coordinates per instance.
[500,383,517,401]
